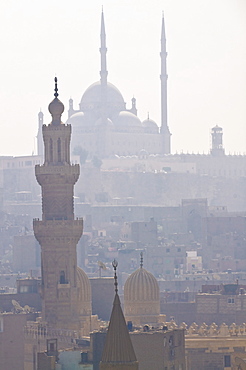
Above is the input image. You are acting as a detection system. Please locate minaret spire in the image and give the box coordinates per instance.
[100,8,108,86]
[160,12,171,154]
[100,260,138,370]
[140,252,143,268]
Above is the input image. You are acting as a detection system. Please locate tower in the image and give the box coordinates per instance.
[33,78,88,332]
[210,125,225,156]
[160,13,171,154]
[100,260,138,370]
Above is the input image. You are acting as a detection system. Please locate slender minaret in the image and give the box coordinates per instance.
[160,13,171,154]
[100,260,138,370]
[33,78,83,330]
[37,110,44,157]
[100,8,108,87]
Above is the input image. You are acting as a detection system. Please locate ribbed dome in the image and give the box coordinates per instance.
[80,81,125,111]
[124,267,159,302]
[77,267,91,305]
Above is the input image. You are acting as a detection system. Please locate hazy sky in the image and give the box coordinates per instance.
[0,0,245,156]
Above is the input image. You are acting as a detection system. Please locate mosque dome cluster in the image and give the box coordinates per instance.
[61,10,171,158]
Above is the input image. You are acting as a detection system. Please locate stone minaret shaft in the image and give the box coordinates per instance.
[160,13,171,154]
[33,79,83,329]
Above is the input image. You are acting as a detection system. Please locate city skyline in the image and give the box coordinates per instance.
[0,0,245,156]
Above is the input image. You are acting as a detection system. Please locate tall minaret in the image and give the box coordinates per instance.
[33,78,83,330]
[100,8,108,87]
[160,13,171,154]
[98,8,108,157]
[100,260,138,370]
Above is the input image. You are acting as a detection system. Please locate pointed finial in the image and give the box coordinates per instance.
[140,252,143,268]
[147,112,149,120]
[162,10,164,19]
[54,77,59,98]
[102,5,103,12]
[112,259,118,294]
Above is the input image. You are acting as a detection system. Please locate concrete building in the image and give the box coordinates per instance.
[0,312,27,370]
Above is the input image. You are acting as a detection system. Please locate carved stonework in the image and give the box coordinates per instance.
[33,83,93,335]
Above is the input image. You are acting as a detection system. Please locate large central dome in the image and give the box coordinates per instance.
[79,81,126,113]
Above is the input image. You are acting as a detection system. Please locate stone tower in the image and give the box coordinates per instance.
[210,125,225,156]
[33,78,87,331]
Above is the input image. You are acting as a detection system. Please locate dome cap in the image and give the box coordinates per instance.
[48,77,65,125]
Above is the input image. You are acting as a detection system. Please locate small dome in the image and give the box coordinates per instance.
[69,112,88,126]
[48,97,64,125]
[124,267,159,302]
[95,117,114,127]
[115,111,142,128]
[142,118,159,133]
[80,81,125,112]
[77,267,91,310]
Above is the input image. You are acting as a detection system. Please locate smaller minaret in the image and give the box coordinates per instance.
[130,97,137,116]
[37,110,44,157]
[100,260,138,370]
[68,98,74,119]
[160,12,171,154]
[210,125,225,156]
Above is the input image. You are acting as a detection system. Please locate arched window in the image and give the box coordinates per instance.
[49,139,53,162]
[57,138,61,162]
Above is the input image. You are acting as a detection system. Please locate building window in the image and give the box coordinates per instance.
[60,271,66,284]
[166,248,170,253]
[224,355,231,367]
[228,298,235,304]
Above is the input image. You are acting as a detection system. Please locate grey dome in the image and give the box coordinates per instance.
[80,81,125,112]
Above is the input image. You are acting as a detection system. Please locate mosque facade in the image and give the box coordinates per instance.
[64,11,171,159]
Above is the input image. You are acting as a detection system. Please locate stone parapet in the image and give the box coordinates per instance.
[33,218,83,243]
[35,163,80,177]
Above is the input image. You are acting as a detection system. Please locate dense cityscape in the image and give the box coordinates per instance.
[0,5,246,370]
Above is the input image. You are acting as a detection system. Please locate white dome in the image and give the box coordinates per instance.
[142,118,159,133]
[69,112,88,127]
[115,111,143,128]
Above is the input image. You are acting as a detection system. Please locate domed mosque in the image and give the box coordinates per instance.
[124,253,166,326]
[65,11,171,159]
